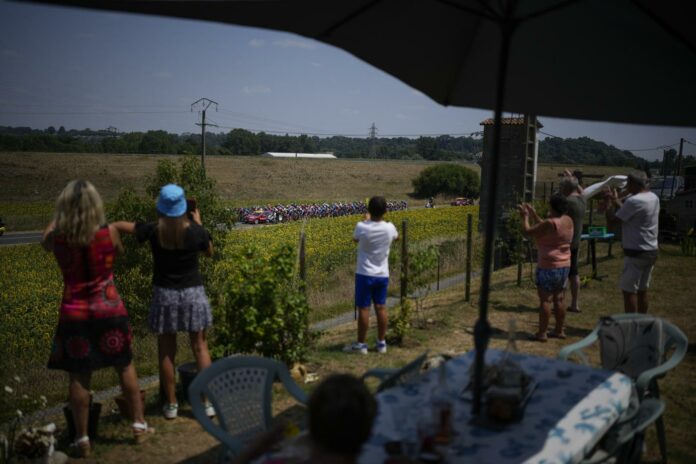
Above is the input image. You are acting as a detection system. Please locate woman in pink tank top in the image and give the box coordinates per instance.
[519,194,573,342]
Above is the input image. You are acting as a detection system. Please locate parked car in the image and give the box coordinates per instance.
[244,209,270,224]
[450,197,472,206]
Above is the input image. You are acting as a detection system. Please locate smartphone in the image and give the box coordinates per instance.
[186,198,197,212]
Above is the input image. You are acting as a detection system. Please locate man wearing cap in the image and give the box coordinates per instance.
[605,170,660,313]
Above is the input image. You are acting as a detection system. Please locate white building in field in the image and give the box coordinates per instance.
[261,152,336,159]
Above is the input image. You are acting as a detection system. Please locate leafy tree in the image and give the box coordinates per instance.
[224,128,259,155]
[412,164,480,198]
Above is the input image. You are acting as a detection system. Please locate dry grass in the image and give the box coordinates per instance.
[0,152,477,204]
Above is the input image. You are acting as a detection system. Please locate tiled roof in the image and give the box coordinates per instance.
[480,117,543,128]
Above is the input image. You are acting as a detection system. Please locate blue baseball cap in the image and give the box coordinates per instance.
[156,184,187,217]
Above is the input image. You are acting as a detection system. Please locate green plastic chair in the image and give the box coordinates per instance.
[188,356,308,462]
[559,314,688,464]
[361,351,429,392]
[581,398,665,464]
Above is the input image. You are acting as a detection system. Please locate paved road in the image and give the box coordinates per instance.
[0,231,43,246]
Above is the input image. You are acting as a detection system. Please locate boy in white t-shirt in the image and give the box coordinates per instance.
[344,196,399,355]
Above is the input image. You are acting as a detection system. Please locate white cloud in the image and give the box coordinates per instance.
[1,49,19,58]
[243,85,271,95]
[249,38,265,48]
[272,39,316,50]
[152,71,173,79]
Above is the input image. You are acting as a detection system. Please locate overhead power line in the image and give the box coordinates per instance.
[0,110,190,115]
[539,130,681,153]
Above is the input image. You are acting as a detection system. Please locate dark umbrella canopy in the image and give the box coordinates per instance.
[22,0,696,414]
[23,0,696,126]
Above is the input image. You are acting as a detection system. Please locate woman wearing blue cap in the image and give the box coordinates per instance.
[115,183,215,420]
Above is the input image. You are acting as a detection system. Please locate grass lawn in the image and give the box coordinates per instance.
[41,243,694,463]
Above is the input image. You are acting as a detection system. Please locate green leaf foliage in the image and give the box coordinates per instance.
[411,164,480,198]
[210,243,316,365]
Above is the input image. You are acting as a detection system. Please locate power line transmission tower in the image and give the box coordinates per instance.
[191,98,218,173]
[368,122,378,158]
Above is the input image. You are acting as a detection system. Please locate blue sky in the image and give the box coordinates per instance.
[1,0,695,161]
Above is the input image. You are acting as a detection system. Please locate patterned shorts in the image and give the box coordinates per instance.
[149,285,213,334]
[535,267,570,293]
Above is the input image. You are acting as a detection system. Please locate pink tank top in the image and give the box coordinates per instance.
[535,216,573,269]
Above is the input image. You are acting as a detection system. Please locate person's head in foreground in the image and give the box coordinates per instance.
[548,193,569,218]
[626,170,649,194]
[309,374,377,460]
[367,196,387,220]
[54,179,105,246]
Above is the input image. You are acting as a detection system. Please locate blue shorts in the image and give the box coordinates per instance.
[535,267,570,293]
[355,274,389,308]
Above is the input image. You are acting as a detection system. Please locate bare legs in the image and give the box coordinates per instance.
[158,333,178,405]
[569,274,580,311]
[623,290,648,313]
[159,330,212,406]
[536,288,566,339]
[116,363,146,424]
[68,372,92,441]
[357,304,388,343]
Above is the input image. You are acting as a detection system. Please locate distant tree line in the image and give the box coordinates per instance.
[0,125,674,167]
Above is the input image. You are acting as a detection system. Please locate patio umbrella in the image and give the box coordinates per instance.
[24,0,696,413]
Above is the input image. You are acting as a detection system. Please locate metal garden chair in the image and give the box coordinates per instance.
[361,351,429,392]
[559,314,688,463]
[188,356,308,462]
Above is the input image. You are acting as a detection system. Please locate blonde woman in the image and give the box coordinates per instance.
[42,180,153,457]
[114,184,214,420]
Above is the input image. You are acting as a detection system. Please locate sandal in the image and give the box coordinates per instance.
[70,435,91,458]
[132,421,155,444]
[527,333,548,343]
[547,331,567,339]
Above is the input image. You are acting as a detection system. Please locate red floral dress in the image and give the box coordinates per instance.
[48,225,133,372]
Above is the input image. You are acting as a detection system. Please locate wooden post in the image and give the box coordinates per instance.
[400,220,408,305]
[465,214,473,302]
[299,231,306,289]
[436,247,441,291]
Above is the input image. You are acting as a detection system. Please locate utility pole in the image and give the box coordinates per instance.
[368,122,378,158]
[671,138,684,198]
[191,98,218,173]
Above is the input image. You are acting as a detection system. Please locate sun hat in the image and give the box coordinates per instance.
[156,184,187,217]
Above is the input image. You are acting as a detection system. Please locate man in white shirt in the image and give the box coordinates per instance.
[606,171,660,313]
[344,196,399,355]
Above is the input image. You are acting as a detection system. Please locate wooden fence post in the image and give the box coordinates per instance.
[400,220,408,305]
[465,214,473,302]
[299,231,306,291]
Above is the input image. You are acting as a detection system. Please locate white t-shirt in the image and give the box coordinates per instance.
[354,220,399,277]
[615,191,660,250]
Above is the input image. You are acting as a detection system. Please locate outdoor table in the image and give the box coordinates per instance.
[359,349,632,464]
[581,233,615,280]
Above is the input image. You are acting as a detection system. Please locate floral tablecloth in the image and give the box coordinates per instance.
[358,349,633,464]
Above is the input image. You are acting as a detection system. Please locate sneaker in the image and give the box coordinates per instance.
[163,403,178,420]
[376,340,387,354]
[204,401,216,418]
[343,342,368,355]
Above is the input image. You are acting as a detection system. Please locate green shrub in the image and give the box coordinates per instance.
[210,244,316,365]
[411,164,479,198]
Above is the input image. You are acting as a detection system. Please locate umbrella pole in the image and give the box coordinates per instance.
[472,15,516,416]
